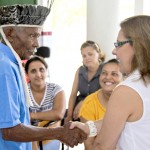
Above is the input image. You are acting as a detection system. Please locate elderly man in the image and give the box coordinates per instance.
[0,4,86,150]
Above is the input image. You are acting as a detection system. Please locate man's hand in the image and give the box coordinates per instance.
[58,122,87,147]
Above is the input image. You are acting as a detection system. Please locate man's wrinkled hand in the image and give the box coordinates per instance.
[58,122,87,148]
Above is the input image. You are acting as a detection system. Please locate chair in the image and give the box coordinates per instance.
[35,46,50,58]
[36,120,62,150]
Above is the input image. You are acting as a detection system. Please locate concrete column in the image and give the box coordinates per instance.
[134,0,143,15]
[36,0,43,5]
[87,0,119,60]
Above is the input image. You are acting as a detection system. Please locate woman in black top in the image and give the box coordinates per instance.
[65,41,105,122]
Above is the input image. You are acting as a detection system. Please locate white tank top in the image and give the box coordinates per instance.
[117,70,150,150]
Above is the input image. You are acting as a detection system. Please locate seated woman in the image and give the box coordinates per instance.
[79,59,123,150]
[66,41,105,122]
[25,56,66,150]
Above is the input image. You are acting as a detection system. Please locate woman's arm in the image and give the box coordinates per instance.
[73,101,83,120]
[93,85,143,150]
[70,119,102,138]
[70,85,143,150]
[30,90,66,121]
[80,117,96,150]
[65,68,79,122]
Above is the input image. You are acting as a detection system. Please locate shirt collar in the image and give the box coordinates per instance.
[0,42,18,64]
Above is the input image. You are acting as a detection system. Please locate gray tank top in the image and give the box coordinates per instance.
[76,64,103,105]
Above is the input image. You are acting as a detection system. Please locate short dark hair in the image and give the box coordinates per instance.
[25,56,48,73]
[104,58,119,65]
[101,59,119,70]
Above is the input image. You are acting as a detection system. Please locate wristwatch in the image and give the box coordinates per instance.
[86,121,97,137]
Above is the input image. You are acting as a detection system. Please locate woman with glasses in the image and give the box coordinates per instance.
[65,41,105,122]
[71,15,150,150]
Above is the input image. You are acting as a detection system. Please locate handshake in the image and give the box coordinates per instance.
[56,121,88,148]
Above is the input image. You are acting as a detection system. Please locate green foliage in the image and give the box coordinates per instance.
[0,0,36,6]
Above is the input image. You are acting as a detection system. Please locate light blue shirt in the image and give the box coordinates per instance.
[0,43,31,150]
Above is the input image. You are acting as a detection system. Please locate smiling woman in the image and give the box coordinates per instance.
[25,56,66,150]
[65,41,105,123]
[79,58,122,150]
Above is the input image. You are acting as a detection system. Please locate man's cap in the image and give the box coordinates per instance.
[0,4,51,26]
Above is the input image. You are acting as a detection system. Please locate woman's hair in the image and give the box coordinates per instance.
[120,15,150,82]
[101,59,119,70]
[80,40,105,62]
[25,56,48,73]
[104,58,119,66]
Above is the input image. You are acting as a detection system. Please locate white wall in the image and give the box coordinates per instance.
[37,0,148,105]
[86,0,148,61]
[87,0,120,60]
[38,0,87,102]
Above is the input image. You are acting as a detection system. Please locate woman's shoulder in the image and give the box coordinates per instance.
[111,84,138,104]
[83,90,99,104]
[78,65,87,74]
[46,82,61,87]
[46,82,63,91]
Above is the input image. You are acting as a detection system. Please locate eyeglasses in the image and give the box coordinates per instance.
[114,40,132,48]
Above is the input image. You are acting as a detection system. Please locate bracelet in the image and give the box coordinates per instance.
[86,121,97,137]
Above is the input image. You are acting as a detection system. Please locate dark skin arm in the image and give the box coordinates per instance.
[2,122,87,148]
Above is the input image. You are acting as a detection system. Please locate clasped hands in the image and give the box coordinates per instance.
[59,121,89,148]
